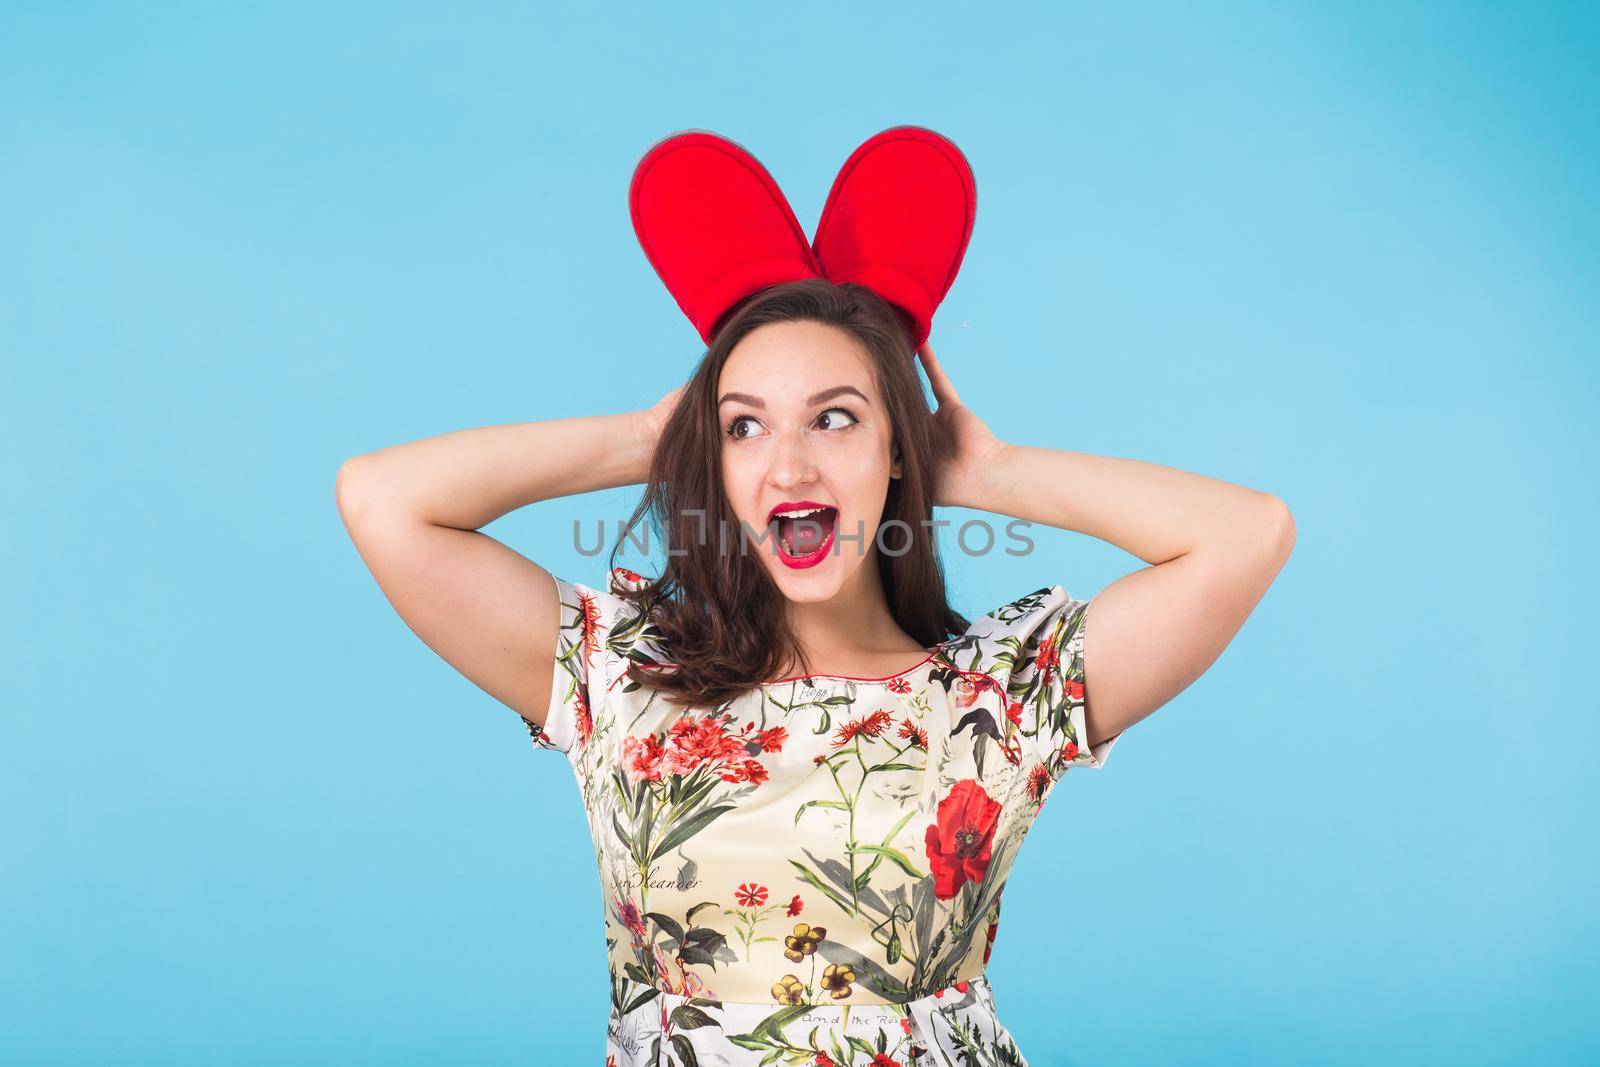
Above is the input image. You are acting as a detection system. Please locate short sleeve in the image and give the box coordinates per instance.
[1000,585,1121,778]
[527,567,664,756]
[527,572,612,755]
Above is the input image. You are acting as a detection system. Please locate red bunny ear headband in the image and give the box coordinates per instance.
[629,125,976,350]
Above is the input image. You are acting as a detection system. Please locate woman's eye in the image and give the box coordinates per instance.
[816,407,859,431]
[726,409,856,439]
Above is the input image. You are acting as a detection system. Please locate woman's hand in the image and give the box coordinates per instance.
[633,382,688,455]
[916,342,1005,509]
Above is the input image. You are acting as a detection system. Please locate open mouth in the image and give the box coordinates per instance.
[768,504,839,568]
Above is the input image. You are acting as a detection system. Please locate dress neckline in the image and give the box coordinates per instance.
[760,642,949,688]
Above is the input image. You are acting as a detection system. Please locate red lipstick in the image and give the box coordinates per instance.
[767,500,839,570]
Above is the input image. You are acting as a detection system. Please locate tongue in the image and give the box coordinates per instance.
[779,512,832,554]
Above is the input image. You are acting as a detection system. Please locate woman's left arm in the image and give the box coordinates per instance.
[919,344,1297,750]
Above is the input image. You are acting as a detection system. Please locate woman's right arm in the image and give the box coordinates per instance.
[333,395,676,730]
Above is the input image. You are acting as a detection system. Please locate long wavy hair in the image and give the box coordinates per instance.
[607,277,968,708]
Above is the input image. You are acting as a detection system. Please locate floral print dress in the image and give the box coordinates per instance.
[525,567,1120,1067]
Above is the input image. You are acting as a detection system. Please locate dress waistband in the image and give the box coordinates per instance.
[605,971,1032,1066]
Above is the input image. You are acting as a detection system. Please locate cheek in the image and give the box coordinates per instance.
[720,454,763,514]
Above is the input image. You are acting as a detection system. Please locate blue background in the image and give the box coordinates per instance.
[4,2,1596,1063]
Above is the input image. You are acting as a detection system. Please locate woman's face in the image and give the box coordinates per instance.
[717,320,900,603]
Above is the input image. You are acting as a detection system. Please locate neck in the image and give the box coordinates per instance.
[778,553,925,668]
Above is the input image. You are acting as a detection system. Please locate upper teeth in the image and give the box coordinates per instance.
[775,506,829,519]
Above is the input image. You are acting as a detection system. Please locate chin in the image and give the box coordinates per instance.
[767,565,844,601]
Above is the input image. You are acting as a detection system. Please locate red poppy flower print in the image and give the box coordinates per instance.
[925,779,1002,899]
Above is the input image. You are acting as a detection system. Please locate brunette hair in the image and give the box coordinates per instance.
[607,277,968,708]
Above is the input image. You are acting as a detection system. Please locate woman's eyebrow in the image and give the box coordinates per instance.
[718,385,871,409]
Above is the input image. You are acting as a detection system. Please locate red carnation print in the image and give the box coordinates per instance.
[814,1054,836,1067]
[925,779,1002,899]
[669,713,748,767]
[954,979,969,993]
[1026,763,1051,805]
[1060,740,1079,762]
[575,589,602,667]
[832,708,894,747]
[1036,635,1060,676]
[756,725,788,752]
[614,566,645,583]
[901,1017,912,1035]
[735,882,768,907]
[1005,701,1022,726]
[896,718,928,749]
[886,675,913,694]
[621,734,665,783]
[1063,677,1085,702]
[622,713,781,785]
[861,708,893,736]
[871,1055,900,1067]
[786,894,804,916]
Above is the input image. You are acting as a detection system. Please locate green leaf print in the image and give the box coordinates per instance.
[668,1031,701,1067]
[669,1003,718,1030]
[846,843,926,879]
[792,798,850,826]
[652,802,738,862]
[647,911,685,945]
[677,925,730,967]
[685,899,719,925]
[789,859,855,914]
[725,1003,814,1051]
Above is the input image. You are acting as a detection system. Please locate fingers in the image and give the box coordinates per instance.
[916,342,962,407]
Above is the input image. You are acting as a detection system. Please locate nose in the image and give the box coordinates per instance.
[764,425,818,489]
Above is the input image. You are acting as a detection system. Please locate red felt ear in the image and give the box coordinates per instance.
[812,126,977,350]
[629,130,824,346]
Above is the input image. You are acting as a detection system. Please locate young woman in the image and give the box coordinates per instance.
[336,134,1294,1065]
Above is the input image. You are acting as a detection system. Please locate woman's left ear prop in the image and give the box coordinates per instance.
[630,130,823,346]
